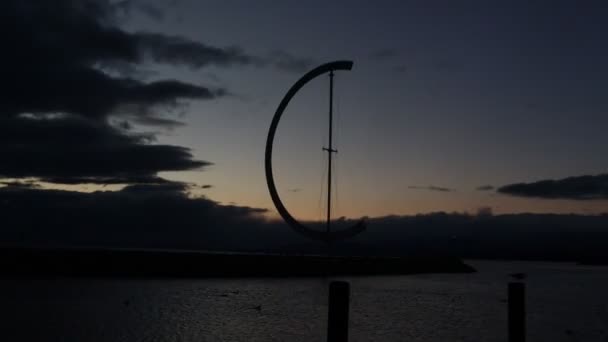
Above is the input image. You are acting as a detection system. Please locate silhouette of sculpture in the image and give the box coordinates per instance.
[265,61,366,242]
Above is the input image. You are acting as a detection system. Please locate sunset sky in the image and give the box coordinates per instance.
[129,0,608,219]
[1,0,608,233]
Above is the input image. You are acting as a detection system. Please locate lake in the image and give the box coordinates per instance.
[3,260,608,341]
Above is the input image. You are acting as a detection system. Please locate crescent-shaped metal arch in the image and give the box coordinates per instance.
[265,60,366,242]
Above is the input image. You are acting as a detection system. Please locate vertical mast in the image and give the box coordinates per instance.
[266,61,363,242]
[325,70,336,234]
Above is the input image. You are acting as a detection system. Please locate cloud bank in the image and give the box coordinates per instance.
[2,183,608,261]
[0,0,312,186]
[408,185,454,192]
[498,174,608,200]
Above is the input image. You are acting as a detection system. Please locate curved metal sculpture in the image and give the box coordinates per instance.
[265,61,366,242]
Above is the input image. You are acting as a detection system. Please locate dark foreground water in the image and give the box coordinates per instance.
[2,260,608,342]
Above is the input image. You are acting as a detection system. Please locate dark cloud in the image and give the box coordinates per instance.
[3,66,223,120]
[498,174,608,200]
[0,0,267,185]
[0,0,311,124]
[266,51,316,73]
[0,0,227,121]
[476,185,495,191]
[408,185,454,192]
[136,35,314,72]
[0,184,282,251]
[127,0,167,21]
[135,32,257,69]
[1,0,297,74]
[128,115,186,128]
[0,116,209,184]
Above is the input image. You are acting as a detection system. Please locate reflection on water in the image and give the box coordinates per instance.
[2,261,608,341]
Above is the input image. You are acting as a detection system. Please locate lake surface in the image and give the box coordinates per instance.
[3,260,608,341]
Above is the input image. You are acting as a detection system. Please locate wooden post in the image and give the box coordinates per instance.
[508,282,525,342]
[327,281,350,342]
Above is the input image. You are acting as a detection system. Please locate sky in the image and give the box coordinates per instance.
[1,0,608,252]
[122,0,608,219]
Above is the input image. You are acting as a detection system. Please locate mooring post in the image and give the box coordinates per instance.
[508,282,526,342]
[327,281,350,342]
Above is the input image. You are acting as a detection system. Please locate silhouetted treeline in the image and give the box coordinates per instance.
[329,213,608,263]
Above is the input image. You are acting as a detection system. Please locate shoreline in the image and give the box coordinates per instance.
[0,247,475,278]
